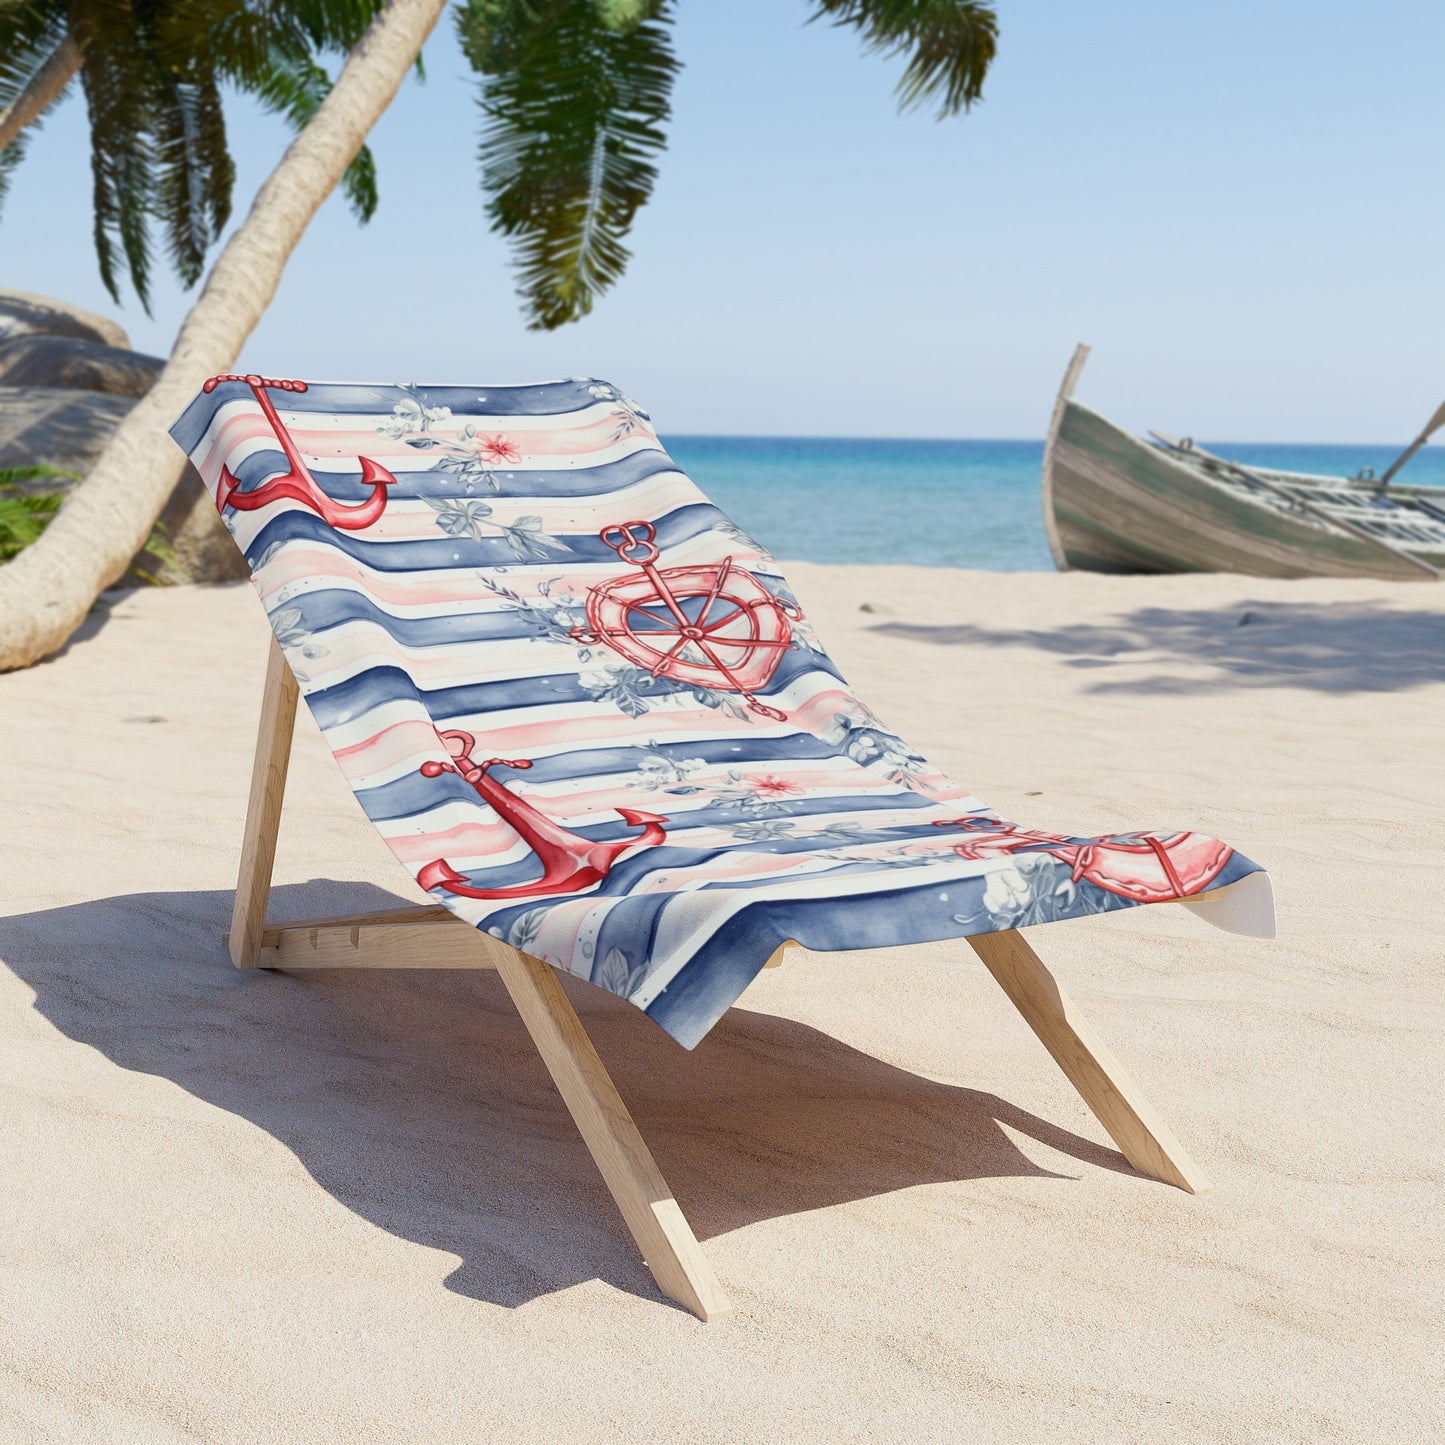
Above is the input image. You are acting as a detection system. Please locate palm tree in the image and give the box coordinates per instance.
[0,0,997,671]
[0,0,388,309]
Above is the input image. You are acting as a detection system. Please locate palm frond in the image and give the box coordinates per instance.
[459,0,679,330]
[810,0,998,118]
[152,68,235,288]
[0,114,33,217]
[0,484,64,563]
[164,0,385,225]
[281,0,387,53]
[0,3,69,107]
[0,4,71,223]
[75,0,158,309]
[240,46,380,222]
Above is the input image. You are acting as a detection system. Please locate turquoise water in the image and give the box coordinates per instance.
[665,435,1445,571]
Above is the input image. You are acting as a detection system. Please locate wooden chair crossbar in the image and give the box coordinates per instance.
[226,636,1209,1321]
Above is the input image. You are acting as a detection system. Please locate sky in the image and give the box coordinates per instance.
[4,0,1443,441]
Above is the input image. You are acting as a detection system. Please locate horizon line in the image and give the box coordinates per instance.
[661,432,1426,450]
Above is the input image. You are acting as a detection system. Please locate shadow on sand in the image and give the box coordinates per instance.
[874,599,1445,695]
[0,880,1132,1313]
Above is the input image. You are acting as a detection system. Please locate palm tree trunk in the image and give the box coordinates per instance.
[0,33,82,153]
[0,0,447,671]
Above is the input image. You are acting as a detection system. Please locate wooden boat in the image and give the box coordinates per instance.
[1042,346,1445,580]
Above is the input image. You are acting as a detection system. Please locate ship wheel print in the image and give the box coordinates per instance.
[203,373,395,530]
[573,521,802,720]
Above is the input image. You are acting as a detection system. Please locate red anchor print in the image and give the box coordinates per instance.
[573,521,801,721]
[203,373,395,530]
[416,729,667,900]
[932,817,1231,905]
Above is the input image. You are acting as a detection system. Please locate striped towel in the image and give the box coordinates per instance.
[170,375,1272,1048]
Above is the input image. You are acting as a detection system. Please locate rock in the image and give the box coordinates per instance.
[0,287,130,350]
[0,386,248,587]
[0,386,133,477]
[0,290,246,586]
[0,334,164,397]
[127,465,252,588]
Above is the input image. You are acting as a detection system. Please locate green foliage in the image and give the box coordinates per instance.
[809,0,999,118]
[460,0,997,330]
[0,487,62,561]
[0,3,69,217]
[3,0,998,326]
[458,0,678,331]
[0,465,77,563]
[0,464,180,580]
[171,0,388,224]
[0,0,391,310]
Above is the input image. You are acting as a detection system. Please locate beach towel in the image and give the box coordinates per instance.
[169,374,1273,1049]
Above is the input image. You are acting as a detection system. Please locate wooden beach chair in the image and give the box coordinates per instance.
[174,374,1275,1321]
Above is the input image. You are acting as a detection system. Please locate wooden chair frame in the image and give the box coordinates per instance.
[225,637,1209,1321]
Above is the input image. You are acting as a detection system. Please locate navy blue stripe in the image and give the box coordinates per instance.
[227,442,681,504]
[257,538,789,653]
[360,763,940,832]
[301,644,846,734]
[169,376,638,462]
[352,735,897,814]
[245,498,740,574]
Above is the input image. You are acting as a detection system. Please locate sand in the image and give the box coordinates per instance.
[1,567,1441,1443]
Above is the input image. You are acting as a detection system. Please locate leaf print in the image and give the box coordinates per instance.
[872,846,948,869]
[586,380,651,440]
[497,516,567,561]
[685,684,751,721]
[475,574,588,646]
[954,854,1097,929]
[716,518,774,561]
[821,707,931,788]
[579,664,655,718]
[268,604,329,667]
[269,606,307,647]
[594,947,639,996]
[376,384,453,439]
[807,818,870,844]
[252,539,285,571]
[432,451,499,490]
[733,819,797,842]
[507,907,548,954]
[423,500,565,558]
[628,740,707,790]
[424,495,496,543]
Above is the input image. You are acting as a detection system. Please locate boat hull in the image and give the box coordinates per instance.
[1046,400,1441,581]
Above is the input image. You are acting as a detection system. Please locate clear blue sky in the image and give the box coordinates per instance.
[4,1,1443,441]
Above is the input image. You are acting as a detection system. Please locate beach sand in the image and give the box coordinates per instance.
[1,568,1441,1442]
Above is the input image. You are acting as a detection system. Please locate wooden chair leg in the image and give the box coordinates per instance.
[968,929,1211,1194]
[491,948,733,1321]
[221,639,724,1316]
[229,635,299,969]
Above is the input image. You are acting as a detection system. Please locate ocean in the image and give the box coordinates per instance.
[664,435,1445,571]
